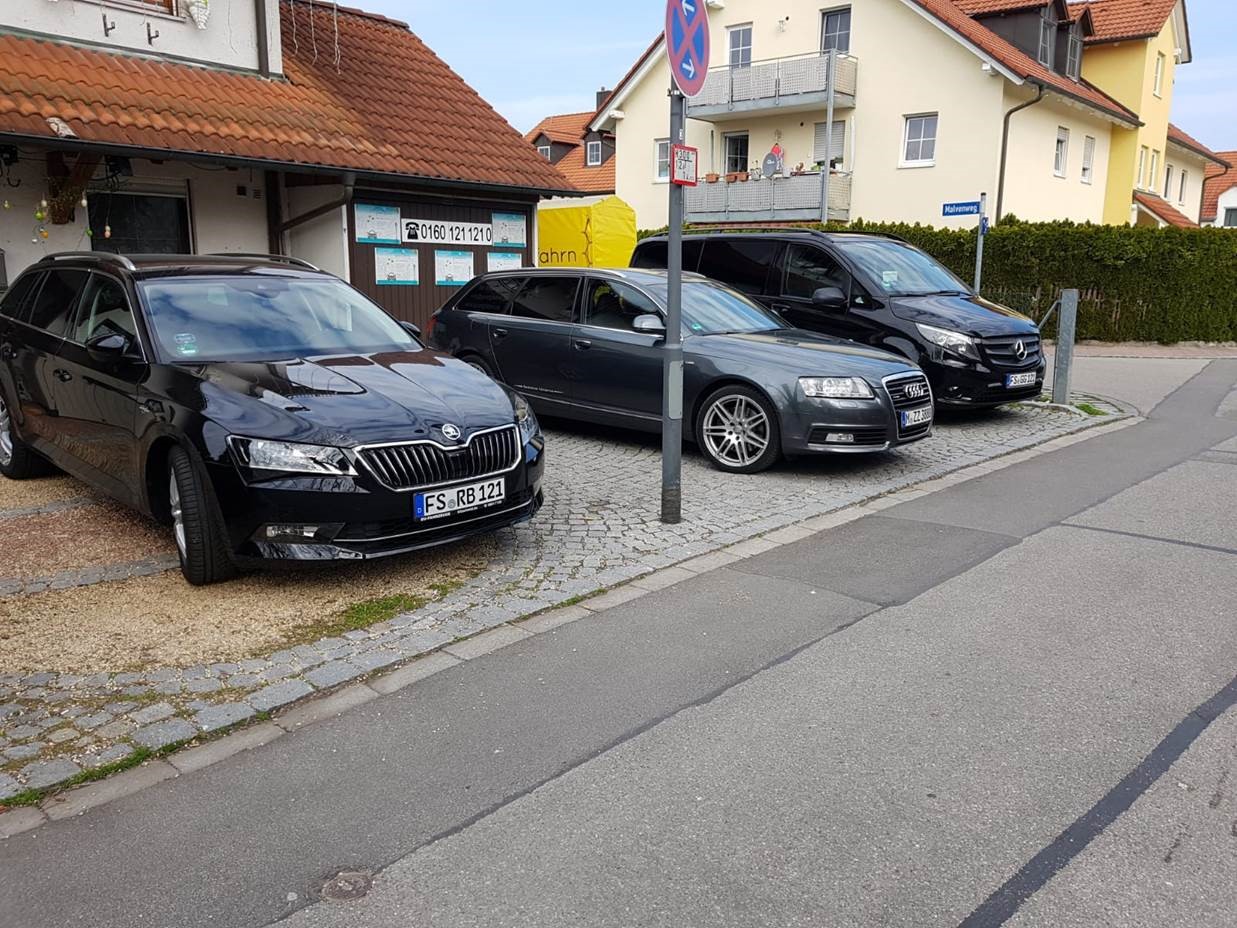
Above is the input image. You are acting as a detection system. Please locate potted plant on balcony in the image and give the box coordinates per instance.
[705,172,720,183]
[725,172,741,183]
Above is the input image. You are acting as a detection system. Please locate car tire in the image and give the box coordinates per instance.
[695,385,782,475]
[462,354,495,378]
[168,445,237,586]
[0,389,47,480]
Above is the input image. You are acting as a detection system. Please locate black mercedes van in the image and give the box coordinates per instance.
[632,231,1045,407]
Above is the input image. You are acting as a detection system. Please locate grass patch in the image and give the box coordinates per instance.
[1075,402,1109,417]
[0,745,154,809]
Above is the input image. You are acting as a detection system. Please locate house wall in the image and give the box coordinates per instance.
[0,154,268,286]
[1001,89,1111,222]
[1,0,283,74]
[1212,187,1237,228]
[285,184,350,279]
[1163,150,1209,224]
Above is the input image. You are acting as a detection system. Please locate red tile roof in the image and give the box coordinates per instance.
[954,0,1049,14]
[1068,0,1179,43]
[0,1,573,194]
[1166,123,1229,167]
[524,113,615,194]
[1202,152,1237,224]
[907,1,1140,124]
[1133,191,1196,227]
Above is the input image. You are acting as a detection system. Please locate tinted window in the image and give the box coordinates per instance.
[71,275,138,348]
[510,277,579,324]
[630,240,702,271]
[698,240,780,295]
[644,281,782,336]
[458,277,523,315]
[783,244,849,299]
[830,239,968,296]
[139,277,415,363]
[27,269,88,336]
[0,273,43,321]
[584,280,661,331]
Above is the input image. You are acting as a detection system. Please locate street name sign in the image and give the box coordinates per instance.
[665,0,710,98]
[942,201,982,217]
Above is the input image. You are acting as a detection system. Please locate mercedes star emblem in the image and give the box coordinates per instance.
[1013,340,1028,361]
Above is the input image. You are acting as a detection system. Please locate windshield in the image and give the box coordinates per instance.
[646,280,784,335]
[139,276,416,363]
[831,239,970,297]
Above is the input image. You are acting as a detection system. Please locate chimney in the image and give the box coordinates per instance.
[596,87,612,111]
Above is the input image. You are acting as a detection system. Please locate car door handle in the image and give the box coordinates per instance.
[492,327,509,339]
[0,344,13,361]
[573,339,592,351]
[53,369,73,383]
[770,303,793,313]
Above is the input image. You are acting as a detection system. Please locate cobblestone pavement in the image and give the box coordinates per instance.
[0,401,1122,801]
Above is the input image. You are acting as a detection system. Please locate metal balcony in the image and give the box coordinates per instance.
[685,172,852,224]
[686,51,857,122]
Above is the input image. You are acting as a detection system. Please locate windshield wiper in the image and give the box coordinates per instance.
[894,289,967,297]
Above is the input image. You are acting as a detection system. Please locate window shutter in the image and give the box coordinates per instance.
[813,121,847,165]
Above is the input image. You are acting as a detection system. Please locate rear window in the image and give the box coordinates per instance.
[510,277,579,324]
[27,269,88,336]
[631,240,703,272]
[457,277,523,315]
[698,239,780,295]
[0,273,43,321]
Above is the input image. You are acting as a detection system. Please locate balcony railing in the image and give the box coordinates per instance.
[687,51,857,119]
[685,172,852,224]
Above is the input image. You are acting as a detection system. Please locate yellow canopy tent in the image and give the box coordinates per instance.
[537,196,638,269]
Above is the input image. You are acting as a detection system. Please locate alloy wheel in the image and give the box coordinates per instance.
[169,470,187,559]
[701,394,771,469]
[0,395,12,468]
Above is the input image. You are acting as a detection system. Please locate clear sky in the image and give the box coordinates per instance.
[358,0,1234,150]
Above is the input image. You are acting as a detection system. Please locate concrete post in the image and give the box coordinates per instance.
[1052,289,1079,406]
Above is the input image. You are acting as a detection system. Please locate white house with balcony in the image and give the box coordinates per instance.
[591,0,1142,231]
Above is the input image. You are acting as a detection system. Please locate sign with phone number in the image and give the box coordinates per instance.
[403,220,494,246]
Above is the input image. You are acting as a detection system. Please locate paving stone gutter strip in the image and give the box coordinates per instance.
[0,404,1130,825]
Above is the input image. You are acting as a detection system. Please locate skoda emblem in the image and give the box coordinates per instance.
[441,423,462,442]
[1013,340,1028,361]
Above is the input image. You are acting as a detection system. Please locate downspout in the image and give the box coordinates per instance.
[254,0,272,78]
[996,83,1045,223]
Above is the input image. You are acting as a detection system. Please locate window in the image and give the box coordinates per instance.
[822,8,851,54]
[1081,135,1096,184]
[586,140,602,166]
[1038,14,1056,67]
[1150,150,1160,192]
[510,277,579,324]
[630,240,704,272]
[88,193,190,254]
[584,280,661,331]
[1054,127,1070,178]
[813,120,847,167]
[902,114,938,166]
[831,238,968,296]
[1153,52,1166,97]
[724,133,750,175]
[70,275,137,349]
[1164,164,1174,199]
[1066,30,1082,80]
[26,269,88,337]
[655,139,671,182]
[1225,208,1237,228]
[1179,170,1188,204]
[728,25,753,69]
[537,145,552,161]
[459,277,523,315]
[782,245,849,300]
[1137,146,1148,188]
[698,239,781,295]
[0,273,43,321]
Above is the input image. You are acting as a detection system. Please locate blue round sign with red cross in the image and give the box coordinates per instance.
[665,0,710,98]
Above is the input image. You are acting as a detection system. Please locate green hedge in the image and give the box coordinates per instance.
[637,219,1237,344]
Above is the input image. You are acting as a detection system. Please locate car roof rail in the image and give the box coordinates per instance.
[208,253,321,271]
[43,251,138,272]
[679,226,822,236]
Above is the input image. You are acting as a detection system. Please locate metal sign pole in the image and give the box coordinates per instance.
[662,88,686,525]
[974,191,987,292]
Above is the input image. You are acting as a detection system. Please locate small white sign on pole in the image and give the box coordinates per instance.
[671,144,698,187]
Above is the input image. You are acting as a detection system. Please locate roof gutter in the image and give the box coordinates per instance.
[996,83,1045,223]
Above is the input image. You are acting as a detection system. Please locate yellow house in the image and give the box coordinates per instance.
[591,0,1219,230]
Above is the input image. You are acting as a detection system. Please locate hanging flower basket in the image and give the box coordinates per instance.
[187,0,210,30]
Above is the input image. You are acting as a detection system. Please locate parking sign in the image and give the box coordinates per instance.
[671,144,698,187]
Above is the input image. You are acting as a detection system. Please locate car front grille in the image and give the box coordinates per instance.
[358,426,520,492]
[982,334,1042,367]
[885,373,933,410]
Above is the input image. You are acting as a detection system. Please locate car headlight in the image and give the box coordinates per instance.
[917,323,979,360]
[228,437,356,476]
[513,393,540,444]
[799,377,875,399]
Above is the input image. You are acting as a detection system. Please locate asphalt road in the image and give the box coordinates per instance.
[2,357,1235,928]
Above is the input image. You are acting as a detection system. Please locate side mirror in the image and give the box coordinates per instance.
[86,332,131,362]
[400,321,422,338]
[811,287,848,311]
[632,314,666,335]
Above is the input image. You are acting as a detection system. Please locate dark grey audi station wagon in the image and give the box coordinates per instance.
[429,268,934,474]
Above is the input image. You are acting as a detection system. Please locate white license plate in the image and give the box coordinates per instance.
[415,477,505,521]
[1006,372,1038,388]
[901,406,933,429]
